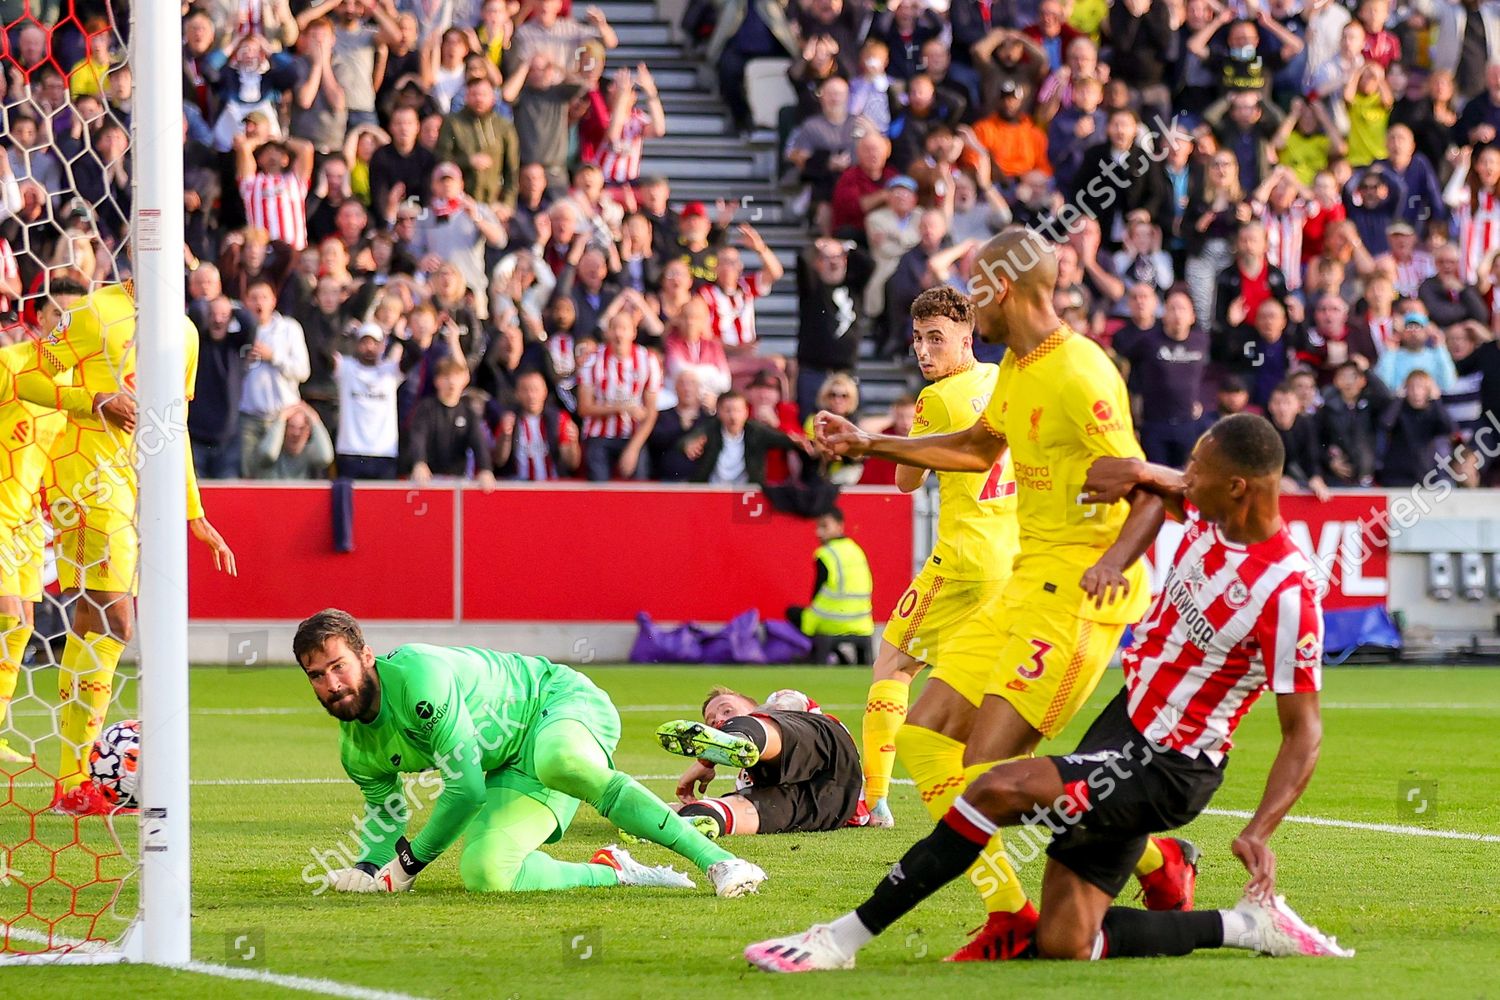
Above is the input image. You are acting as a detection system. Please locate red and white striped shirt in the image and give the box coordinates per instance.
[511,412,577,480]
[239,171,309,251]
[592,108,651,185]
[579,343,662,439]
[699,271,774,348]
[1123,504,1323,763]
[1390,251,1436,298]
[1261,201,1308,292]
[1454,190,1500,283]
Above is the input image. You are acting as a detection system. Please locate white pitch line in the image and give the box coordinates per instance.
[1200,808,1500,843]
[2,927,431,999]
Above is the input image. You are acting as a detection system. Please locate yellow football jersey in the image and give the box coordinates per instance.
[911,360,1019,581]
[16,282,205,520]
[0,343,67,526]
[981,327,1150,625]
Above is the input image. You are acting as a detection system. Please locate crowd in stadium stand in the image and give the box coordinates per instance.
[4,0,1500,492]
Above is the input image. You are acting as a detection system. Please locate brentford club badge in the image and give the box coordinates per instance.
[1224,579,1250,609]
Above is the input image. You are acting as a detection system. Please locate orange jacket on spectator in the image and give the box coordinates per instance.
[970,115,1051,180]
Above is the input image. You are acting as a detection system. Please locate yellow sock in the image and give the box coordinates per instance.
[861,677,910,803]
[894,724,967,821]
[1135,836,1165,876]
[961,760,1030,915]
[0,614,21,730]
[57,631,124,789]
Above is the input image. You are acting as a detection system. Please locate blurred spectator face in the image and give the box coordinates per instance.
[661,259,690,295]
[1163,291,1195,335]
[1434,246,1461,281]
[819,77,850,119]
[255,142,292,176]
[888,184,918,216]
[808,0,844,25]
[547,296,577,333]
[1127,284,1158,326]
[316,277,344,313]
[681,210,712,245]
[514,370,549,414]
[420,113,443,148]
[578,249,608,289]
[397,13,420,49]
[324,159,351,197]
[745,379,779,416]
[639,178,669,214]
[918,208,949,251]
[321,236,350,274]
[389,107,419,148]
[675,369,702,407]
[1066,38,1098,76]
[520,163,548,200]
[718,395,750,435]
[1074,77,1103,113]
[17,24,45,64]
[75,94,105,128]
[298,247,322,277]
[680,298,711,339]
[1226,21,1258,54]
[717,247,744,287]
[1314,297,1347,335]
[341,0,371,21]
[1405,371,1435,407]
[855,133,889,174]
[1429,70,1456,104]
[1366,276,1395,310]
[952,173,977,212]
[233,35,269,71]
[889,401,916,436]
[355,334,384,365]
[606,310,638,349]
[11,117,38,150]
[999,86,1025,120]
[550,203,580,243]
[1055,244,1081,284]
[1267,388,1298,428]
[1255,300,1287,340]
[623,214,651,250]
[1386,125,1414,164]
[433,165,464,201]
[1106,110,1137,150]
[859,41,889,78]
[921,40,949,78]
[409,307,438,342]
[1219,384,1250,414]
[466,78,497,115]
[434,266,464,301]
[576,166,605,203]
[440,29,468,65]
[1229,93,1259,127]
[1475,146,1500,187]
[1185,0,1214,27]
[207,297,235,337]
[1357,172,1387,204]
[1290,370,1319,409]
[1333,365,1364,401]
[1236,223,1267,261]
[246,283,277,321]
[907,74,935,112]
[820,376,857,415]
[1338,21,1365,59]
[1398,317,1430,350]
[813,242,849,284]
[538,0,564,24]
[189,264,223,302]
[285,407,313,454]
[1038,0,1065,36]
[1445,324,1476,361]
[433,359,471,405]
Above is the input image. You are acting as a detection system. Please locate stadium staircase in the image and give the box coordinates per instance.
[600,0,914,411]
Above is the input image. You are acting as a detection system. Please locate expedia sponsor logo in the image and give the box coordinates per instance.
[1085,399,1127,436]
[412,700,449,733]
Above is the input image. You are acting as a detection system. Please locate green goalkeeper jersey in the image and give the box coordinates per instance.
[339,643,562,867]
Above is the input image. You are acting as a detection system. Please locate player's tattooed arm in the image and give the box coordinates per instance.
[1080,487,1166,609]
[1233,690,1323,901]
[1081,457,1187,520]
[815,410,1003,473]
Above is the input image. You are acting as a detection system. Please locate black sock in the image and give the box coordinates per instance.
[854,816,988,935]
[678,801,727,837]
[1100,908,1223,958]
[722,716,769,752]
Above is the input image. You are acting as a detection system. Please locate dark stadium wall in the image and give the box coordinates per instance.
[184,484,915,623]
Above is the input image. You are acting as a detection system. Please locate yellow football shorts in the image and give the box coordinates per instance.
[882,564,1009,707]
[55,504,137,594]
[0,511,47,601]
[983,602,1125,739]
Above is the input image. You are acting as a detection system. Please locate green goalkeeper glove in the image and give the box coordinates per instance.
[372,836,428,893]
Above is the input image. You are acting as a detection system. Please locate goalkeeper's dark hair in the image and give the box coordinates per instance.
[46,276,88,299]
[910,285,975,329]
[1206,413,1284,479]
[293,608,367,666]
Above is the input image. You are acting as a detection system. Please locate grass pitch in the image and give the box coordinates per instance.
[3,664,1499,998]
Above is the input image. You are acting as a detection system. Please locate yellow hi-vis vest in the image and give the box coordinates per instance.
[803,536,874,636]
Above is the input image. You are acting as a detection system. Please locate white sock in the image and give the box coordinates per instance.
[826,912,875,955]
[1219,908,1258,949]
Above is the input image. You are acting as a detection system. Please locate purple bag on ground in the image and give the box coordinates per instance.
[629,612,708,663]
[761,619,813,663]
[700,609,768,664]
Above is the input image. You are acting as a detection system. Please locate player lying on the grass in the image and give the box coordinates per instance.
[656,687,866,836]
[816,231,1195,960]
[745,415,1352,971]
[295,610,767,897]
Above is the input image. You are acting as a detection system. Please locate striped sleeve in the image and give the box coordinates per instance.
[1255,575,1323,695]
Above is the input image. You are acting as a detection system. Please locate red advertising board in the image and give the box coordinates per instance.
[1144,493,1389,610]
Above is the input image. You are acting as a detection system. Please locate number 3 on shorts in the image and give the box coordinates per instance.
[1017,639,1052,680]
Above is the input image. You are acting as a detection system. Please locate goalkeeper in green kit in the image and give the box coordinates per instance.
[295,609,768,897]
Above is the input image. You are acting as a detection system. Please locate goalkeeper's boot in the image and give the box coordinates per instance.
[589,846,696,889]
[49,781,137,818]
[745,924,857,972]
[1236,894,1355,958]
[943,903,1039,962]
[0,739,30,764]
[707,856,768,898]
[866,798,895,828]
[1137,837,1200,911]
[655,720,760,769]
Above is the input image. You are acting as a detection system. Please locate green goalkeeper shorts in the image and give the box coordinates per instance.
[485,665,622,843]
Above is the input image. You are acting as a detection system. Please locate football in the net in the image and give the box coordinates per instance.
[89,719,141,808]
